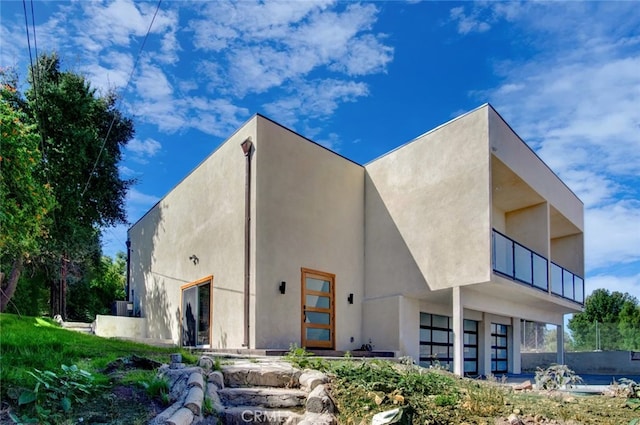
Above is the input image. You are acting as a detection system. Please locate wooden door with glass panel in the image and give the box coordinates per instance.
[301,268,335,349]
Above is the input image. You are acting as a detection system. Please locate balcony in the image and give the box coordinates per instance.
[492,229,584,304]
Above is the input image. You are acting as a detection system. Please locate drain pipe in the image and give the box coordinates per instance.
[126,239,131,301]
[241,137,253,348]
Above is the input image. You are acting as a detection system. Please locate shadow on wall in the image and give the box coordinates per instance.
[365,173,431,299]
[218,325,227,349]
[130,200,180,342]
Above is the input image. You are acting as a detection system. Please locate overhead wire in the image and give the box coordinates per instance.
[80,0,163,199]
[21,0,45,155]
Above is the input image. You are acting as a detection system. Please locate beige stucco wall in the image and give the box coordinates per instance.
[551,233,584,276]
[128,117,257,346]
[362,296,401,352]
[488,108,583,231]
[94,315,147,339]
[253,117,365,350]
[365,105,492,293]
[506,202,549,256]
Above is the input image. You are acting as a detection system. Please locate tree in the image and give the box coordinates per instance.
[568,288,640,351]
[24,53,134,318]
[0,76,55,312]
[67,252,127,321]
[618,301,640,351]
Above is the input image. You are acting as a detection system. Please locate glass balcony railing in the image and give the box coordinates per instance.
[551,262,584,304]
[492,229,584,304]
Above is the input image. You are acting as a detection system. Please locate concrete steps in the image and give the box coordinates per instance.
[213,357,336,425]
[61,321,93,334]
[150,356,337,424]
[217,387,307,409]
[218,406,304,425]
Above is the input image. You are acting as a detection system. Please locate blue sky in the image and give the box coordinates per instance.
[1,1,638,300]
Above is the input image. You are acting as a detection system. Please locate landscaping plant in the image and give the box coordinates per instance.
[12,364,100,424]
[534,364,583,390]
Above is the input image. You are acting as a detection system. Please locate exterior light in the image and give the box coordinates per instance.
[348,293,354,304]
[279,281,286,295]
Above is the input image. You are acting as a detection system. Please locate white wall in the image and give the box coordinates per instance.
[94,315,147,339]
[128,117,257,346]
[365,105,492,293]
[253,116,365,350]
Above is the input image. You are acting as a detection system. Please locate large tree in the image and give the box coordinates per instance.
[22,53,134,318]
[0,77,55,312]
[568,288,640,351]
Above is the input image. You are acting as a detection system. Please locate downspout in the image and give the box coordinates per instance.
[241,137,253,348]
[126,239,131,302]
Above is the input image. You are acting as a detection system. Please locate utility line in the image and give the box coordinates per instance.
[22,0,45,152]
[80,0,163,199]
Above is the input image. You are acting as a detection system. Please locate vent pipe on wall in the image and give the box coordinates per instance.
[241,137,253,348]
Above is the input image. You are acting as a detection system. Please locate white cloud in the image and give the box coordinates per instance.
[190,1,392,98]
[118,165,139,177]
[585,273,640,298]
[463,2,640,292]
[127,188,160,206]
[585,200,640,271]
[264,79,368,127]
[449,6,491,35]
[127,138,162,157]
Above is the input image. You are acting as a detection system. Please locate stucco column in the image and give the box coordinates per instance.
[557,324,565,365]
[399,296,420,362]
[512,318,521,374]
[452,287,464,376]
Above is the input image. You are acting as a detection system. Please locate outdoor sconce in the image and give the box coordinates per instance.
[348,293,354,304]
[189,254,199,265]
[279,281,286,295]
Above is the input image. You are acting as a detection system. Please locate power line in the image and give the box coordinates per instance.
[22,0,47,170]
[81,0,163,199]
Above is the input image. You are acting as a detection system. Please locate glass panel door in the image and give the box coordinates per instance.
[181,277,212,347]
[301,268,335,349]
[182,286,197,347]
[198,283,210,346]
[491,323,509,374]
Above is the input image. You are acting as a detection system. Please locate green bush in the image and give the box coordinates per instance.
[12,364,101,424]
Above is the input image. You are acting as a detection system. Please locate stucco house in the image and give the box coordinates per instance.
[127,104,584,377]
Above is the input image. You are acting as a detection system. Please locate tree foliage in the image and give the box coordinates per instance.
[25,53,134,318]
[0,76,55,311]
[0,53,134,316]
[67,252,127,322]
[568,288,640,351]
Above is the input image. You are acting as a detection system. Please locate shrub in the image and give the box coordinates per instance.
[12,364,100,424]
[534,364,582,390]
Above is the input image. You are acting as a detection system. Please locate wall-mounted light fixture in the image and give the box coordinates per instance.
[347,293,354,304]
[279,281,286,295]
[189,254,199,265]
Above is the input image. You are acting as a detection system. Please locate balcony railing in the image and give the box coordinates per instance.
[551,262,584,304]
[492,229,584,304]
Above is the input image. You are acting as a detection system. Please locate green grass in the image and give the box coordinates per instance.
[0,313,194,400]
